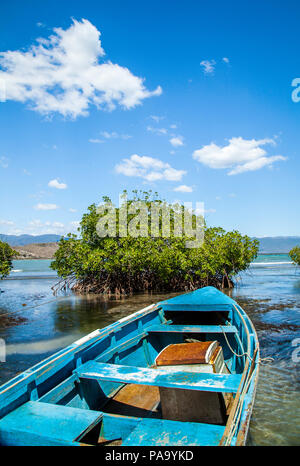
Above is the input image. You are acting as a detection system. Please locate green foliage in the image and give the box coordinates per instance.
[289,246,300,266]
[0,241,18,279]
[51,191,259,294]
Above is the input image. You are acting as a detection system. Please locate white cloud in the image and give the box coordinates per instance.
[28,219,65,235]
[0,19,162,118]
[48,178,67,189]
[170,124,177,129]
[115,154,186,182]
[200,59,216,74]
[170,136,184,147]
[100,131,131,140]
[0,156,9,168]
[147,126,168,135]
[193,137,286,175]
[222,57,230,64]
[0,220,14,226]
[69,208,77,212]
[174,185,193,193]
[150,115,164,123]
[89,138,104,144]
[34,203,59,210]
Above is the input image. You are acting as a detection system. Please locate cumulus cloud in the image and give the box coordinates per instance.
[48,178,67,189]
[34,203,59,210]
[150,115,164,123]
[147,126,168,135]
[174,185,193,193]
[89,138,104,144]
[115,154,186,182]
[100,131,131,140]
[222,57,230,63]
[200,59,216,74]
[0,19,162,118]
[170,136,184,147]
[193,137,286,175]
[28,219,65,235]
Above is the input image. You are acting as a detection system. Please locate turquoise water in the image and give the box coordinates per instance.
[252,253,292,264]
[10,259,57,277]
[0,254,299,445]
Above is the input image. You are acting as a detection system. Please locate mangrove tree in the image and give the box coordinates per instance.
[51,191,259,294]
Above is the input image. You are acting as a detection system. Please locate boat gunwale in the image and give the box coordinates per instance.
[0,303,158,397]
[219,303,259,445]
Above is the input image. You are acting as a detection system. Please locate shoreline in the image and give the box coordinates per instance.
[12,242,58,260]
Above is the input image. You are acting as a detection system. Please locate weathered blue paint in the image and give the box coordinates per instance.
[0,287,259,446]
[75,361,242,393]
[0,401,103,446]
[147,324,237,334]
[122,417,225,446]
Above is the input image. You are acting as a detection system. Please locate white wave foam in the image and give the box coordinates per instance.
[250,261,292,266]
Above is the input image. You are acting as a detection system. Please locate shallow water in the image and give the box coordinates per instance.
[0,256,299,445]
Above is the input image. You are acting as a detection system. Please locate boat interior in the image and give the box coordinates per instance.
[0,288,257,446]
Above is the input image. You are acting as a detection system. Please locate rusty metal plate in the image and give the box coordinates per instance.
[155,341,219,366]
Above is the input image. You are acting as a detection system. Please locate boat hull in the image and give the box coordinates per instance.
[0,287,259,446]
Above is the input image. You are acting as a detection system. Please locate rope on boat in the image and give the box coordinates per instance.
[258,356,274,365]
[219,325,252,361]
[220,325,274,366]
[219,325,275,368]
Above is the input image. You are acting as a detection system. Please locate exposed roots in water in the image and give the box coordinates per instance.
[52,272,234,296]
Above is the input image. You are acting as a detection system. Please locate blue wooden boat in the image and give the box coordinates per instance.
[0,287,259,446]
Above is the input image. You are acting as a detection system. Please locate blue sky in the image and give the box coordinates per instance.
[0,0,299,237]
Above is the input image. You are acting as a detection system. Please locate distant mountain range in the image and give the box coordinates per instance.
[1,233,300,253]
[0,234,61,246]
[252,236,300,254]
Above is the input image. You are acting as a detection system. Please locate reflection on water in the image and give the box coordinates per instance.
[227,261,300,446]
[0,257,299,445]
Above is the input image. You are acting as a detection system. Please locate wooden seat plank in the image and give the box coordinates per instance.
[75,361,241,393]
